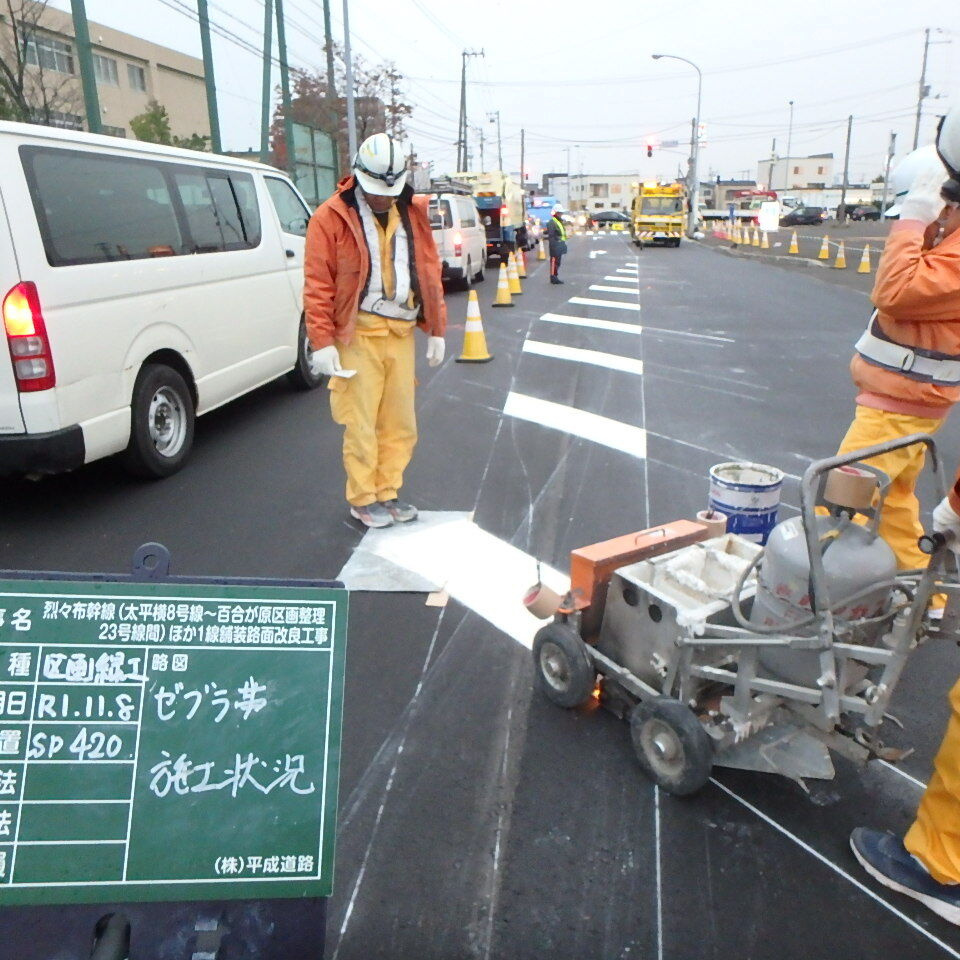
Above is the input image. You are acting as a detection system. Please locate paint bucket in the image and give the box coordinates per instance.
[695,509,728,539]
[708,461,784,545]
[523,582,562,620]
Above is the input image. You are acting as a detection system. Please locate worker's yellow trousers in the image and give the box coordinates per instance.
[905,676,960,884]
[329,330,416,507]
[836,406,944,571]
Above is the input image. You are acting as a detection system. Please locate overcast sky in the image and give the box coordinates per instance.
[53,0,959,185]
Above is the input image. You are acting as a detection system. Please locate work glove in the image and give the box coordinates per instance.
[426,336,445,367]
[899,166,948,225]
[313,345,342,377]
[932,496,960,550]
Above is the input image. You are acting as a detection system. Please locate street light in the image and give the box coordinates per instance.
[784,99,794,193]
[652,53,702,237]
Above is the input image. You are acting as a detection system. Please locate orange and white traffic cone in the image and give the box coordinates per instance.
[751,226,760,247]
[761,231,770,249]
[857,243,872,274]
[456,290,493,363]
[789,230,799,254]
[516,248,528,278]
[537,238,547,261]
[833,240,847,269]
[507,251,523,295]
[818,235,830,260]
[491,261,513,308]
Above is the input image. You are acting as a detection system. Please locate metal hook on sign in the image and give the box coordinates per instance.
[131,542,171,581]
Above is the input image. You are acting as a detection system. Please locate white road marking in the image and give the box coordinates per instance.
[588,250,608,259]
[879,759,927,790]
[712,778,960,959]
[538,312,643,335]
[654,786,664,960]
[504,391,647,459]
[616,266,639,273]
[602,275,638,283]
[347,512,569,649]
[589,284,640,295]
[523,339,644,376]
[569,296,641,311]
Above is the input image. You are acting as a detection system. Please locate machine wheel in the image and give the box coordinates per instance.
[532,621,595,709]
[629,697,713,796]
[287,319,325,391]
[121,364,194,479]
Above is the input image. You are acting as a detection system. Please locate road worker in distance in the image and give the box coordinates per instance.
[303,133,447,529]
[547,204,568,285]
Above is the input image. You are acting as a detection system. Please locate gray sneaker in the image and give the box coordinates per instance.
[350,502,394,528]
[379,498,418,523]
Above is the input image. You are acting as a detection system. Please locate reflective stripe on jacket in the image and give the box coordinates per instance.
[303,175,447,350]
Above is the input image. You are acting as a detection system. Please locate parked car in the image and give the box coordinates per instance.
[849,205,881,221]
[427,191,487,290]
[779,206,826,226]
[591,210,631,224]
[0,120,321,480]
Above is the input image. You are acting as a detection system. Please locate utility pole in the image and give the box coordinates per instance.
[565,145,571,209]
[259,0,273,163]
[476,126,485,170]
[784,99,794,192]
[913,28,932,150]
[879,131,897,216]
[839,113,853,222]
[321,0,336,99]
[69,0,101,134]
[342,0,358,160]
[488,110,502,170]
[456,49,484,170]
[196,0,222,152]
[520,127,525,196]
[275,0,295,174]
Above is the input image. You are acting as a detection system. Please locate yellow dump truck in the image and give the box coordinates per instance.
[630,181,687,247]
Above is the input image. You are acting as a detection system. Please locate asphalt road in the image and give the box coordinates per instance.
[3,231,960,959]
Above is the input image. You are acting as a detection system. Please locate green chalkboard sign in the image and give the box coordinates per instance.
[0,576,347,906]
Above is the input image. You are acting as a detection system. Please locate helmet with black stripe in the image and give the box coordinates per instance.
[353,133,407,197]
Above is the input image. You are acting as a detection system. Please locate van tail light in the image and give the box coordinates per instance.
[454,231,462,257]
[500,206,508,217]
[3,282,56,392]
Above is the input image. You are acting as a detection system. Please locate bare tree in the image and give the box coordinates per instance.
[0,0,83,125]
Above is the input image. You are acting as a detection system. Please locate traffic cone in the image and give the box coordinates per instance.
[751,226,760,247]
[732,223,741,244]
[857,244,872,274]
[761,231,770,249]
[833,240,847,269]
[516,248,528,278]
[456,290,493,363]
[491,261,513,308]
[507,251,522,295]
[818,235,830,259]
[789,230,799,254]
[537,238,546,261]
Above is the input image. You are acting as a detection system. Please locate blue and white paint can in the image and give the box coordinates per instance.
[708,461,784,545]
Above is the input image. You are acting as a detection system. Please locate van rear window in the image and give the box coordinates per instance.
[20,146,262,266]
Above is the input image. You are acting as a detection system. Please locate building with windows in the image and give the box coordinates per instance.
[0,6,209,140]
[756,153,835,191]
[544,173,638,212]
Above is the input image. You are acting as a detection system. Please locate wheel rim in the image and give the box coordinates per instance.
[640,718,685,779]
[148,387,188,458]
[539,640,573,693]
[304,333,322,378]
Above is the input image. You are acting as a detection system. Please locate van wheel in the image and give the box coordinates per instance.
[287,319,325,391]
[452,259,473,292]
[473,259,485,283]
[121,364,194,479]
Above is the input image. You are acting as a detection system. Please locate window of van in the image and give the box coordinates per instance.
[175,170,260,252]
[265,177,310,236]
[457,199,477,228]
[22,147,184,265]
[428,199,453,230]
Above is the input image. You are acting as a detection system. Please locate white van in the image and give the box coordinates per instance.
[0,120,322,479]
[427,192,486,290]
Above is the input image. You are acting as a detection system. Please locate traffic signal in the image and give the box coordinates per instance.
[646,142,653,158]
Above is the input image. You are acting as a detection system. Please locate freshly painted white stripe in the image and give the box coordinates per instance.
[504,391,647,459]
[616,267,639,273]
[569,296,641,312]
[602,275,638,283]
[712,778,960,960]
[538,312,643,336]
[523,339,643,375]
[343,512,569,650]
[589,284,639,295]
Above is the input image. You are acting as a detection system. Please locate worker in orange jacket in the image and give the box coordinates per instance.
[851,107,960,926]
[834,133,960,573]
[303,133,447,529]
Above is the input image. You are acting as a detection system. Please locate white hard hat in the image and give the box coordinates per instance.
[552,204,564,213]
[936,105,960,201]
[884,144,946,217]
[353,133,407,197]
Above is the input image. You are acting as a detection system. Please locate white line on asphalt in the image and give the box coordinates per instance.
[602,275,638,283]
[654,786,664,960]
[523,339,644,375]
[878,759,927,790]
[504,391,647,459]
[538,312,643,335]
[589,284,640,294]
[711,778,960,959]
[616,268,639,275]
[569,296,641,311]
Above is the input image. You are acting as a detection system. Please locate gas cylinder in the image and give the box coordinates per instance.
[750,513,896,685]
